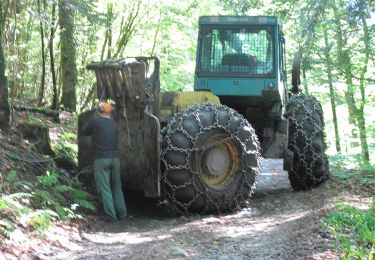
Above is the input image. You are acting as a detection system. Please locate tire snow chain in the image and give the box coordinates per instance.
[160,103,260,215]
[286,94,329,187]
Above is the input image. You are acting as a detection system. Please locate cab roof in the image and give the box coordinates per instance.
[199,16,281,26]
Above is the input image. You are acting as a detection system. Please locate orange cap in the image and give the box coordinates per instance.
[99,102,112,114]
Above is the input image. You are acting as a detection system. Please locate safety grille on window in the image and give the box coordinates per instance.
[198,26,274,76]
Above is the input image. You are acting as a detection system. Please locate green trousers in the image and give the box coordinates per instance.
[94,157,127,220]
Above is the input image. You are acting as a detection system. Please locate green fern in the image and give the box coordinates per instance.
[32,189,54,208]
[37,171,59,187]
[73,198,96,212]
[53,184,75,194]
[53,204,71,220]
[0,219,16,240]
[5,170,17,185]
[71,188,94,200]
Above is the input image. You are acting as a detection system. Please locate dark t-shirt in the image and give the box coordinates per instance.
[81,115,119,159]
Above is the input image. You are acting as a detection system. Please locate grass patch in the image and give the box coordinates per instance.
[324,202,375,259]
[27,210,52,232]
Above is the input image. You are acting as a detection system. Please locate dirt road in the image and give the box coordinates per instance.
[36,159,340,259]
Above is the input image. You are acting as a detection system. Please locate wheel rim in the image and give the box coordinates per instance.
[199,135,240,190]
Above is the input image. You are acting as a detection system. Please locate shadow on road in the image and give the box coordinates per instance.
[123,159,293,218]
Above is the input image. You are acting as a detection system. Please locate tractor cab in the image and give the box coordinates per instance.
[194,16,288,158]
[194,16,287,101]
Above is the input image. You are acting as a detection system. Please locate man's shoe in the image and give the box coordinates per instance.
[104,216,117,222]
[118,214,127,220]
[118,215,133,221]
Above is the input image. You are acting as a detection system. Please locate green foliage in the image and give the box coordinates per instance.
[0,198,19,220]
[324,204,375,259]
[53,204,71,219]
[1,194,31,216]
[219,0,261,15]
[0,196,30,240]
[52,132,78,168]
[74,198,96,212]
[0,219,16,241]
[32,189,54,208]
[25,115,45,126]
[329,154,375,186]
[5,170,18,187]
[51,183,96,213]
[33,170,96,218]
[27,211,52,231]
[5,170,35,192]
[0,167,97,243]
[37,170,59,186]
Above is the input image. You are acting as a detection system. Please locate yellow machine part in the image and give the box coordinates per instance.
[160,91,220,120]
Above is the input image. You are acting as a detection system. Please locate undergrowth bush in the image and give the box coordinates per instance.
[329,154,375,186]
[27,210,52,232]
[0,168,96,240]
[324,202,375,259]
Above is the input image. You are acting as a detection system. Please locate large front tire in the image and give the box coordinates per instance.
[161,104,260,214]
[285,94,329,190]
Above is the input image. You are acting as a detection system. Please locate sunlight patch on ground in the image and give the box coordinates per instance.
[83,231,168,245]
[334,194,373,210]
[196,210,318,239]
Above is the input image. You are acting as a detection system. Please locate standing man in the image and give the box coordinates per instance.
[81,102,127,221]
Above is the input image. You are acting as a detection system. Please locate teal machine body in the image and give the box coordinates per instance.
[194,16,288,157]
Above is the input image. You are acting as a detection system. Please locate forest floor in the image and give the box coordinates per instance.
[33,163,373,260]
[0,110,374,259]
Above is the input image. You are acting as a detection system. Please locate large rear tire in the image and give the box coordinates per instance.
[161,104,260,214]
[285,94,329,190]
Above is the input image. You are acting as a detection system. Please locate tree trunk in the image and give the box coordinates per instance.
[0,1,10,130]
[114,1,141,57]
[107,24,112,59]
[150,9,162,57]
[80,83,96,111]
[49,2,57,109]
[332,0,369,162]
[323,26,341,153]
[302,69,309,95]
[356,14,370,162]
[106,3,113,59]
[58,0,77,111]
[14,104,59,122]
[100,3,113,60]
[37,0,46,106]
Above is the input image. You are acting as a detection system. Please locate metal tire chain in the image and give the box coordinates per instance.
[285,94,329,190]
[160,103,261,215]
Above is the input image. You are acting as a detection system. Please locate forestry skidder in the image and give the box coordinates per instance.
[78,16,329,214]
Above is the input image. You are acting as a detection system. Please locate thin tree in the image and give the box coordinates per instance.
[322,23,341,153]
[49,1,57,109]
[351,0,370,162]
[100,3,114,60]
[0,0,10,130]
[113,0,143,58]
[37,0,46,106]
[58,0,77,111]
[331,0,369,162]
